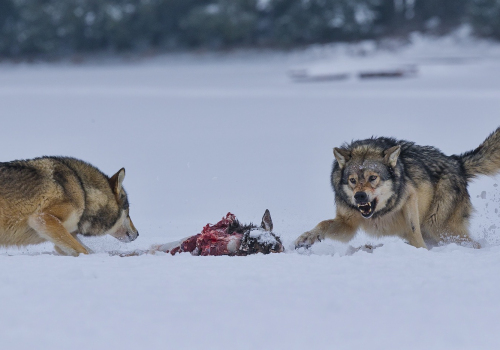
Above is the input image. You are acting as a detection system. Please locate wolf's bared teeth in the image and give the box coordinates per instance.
[357,201,373,216]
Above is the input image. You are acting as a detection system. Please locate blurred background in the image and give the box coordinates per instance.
[1,0,500,58]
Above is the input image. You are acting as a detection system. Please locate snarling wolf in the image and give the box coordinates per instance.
[295,127,500,249]
[0,157,138,256]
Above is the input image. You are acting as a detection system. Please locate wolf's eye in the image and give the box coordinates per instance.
[349,178,357,184]
[369,175,378,182]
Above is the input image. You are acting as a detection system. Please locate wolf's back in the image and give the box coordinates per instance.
[459,127,500,180]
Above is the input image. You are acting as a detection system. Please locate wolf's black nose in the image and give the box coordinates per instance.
[354,192,369,203]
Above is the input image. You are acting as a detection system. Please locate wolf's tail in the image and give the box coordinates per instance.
[459,127,500,180]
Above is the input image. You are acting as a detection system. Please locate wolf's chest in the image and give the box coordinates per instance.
[360,210,407,237]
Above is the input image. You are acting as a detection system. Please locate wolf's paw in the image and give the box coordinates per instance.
[294,231,322,249]
[54,245,89,256]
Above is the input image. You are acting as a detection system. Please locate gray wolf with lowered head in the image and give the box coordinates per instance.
[295,127,500,249]
[0,157,139,256]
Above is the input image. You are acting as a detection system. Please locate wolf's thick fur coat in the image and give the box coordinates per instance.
[296,127,500,249]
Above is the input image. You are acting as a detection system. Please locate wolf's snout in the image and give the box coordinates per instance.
[127,230,139,242]
[354,192,369,204]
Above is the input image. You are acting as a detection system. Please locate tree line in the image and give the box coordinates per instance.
[0,0,499,57]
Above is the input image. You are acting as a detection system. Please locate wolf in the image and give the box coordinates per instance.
[295,127,500,249]
[0,156,139,256]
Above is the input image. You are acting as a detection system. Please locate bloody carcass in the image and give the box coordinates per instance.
[154,210,283,256]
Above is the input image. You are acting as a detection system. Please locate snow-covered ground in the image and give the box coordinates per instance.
[1,35,500,349]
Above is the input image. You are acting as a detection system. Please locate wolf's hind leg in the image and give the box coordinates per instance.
[28,213,89,256]
[295,216,359,248]
[434,197,481,248]
[53,245,66,256]
[72,233,94,254]
[444,221,481,249]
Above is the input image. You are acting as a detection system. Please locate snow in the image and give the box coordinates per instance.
[249,227,280,246]
[1,35,500,349]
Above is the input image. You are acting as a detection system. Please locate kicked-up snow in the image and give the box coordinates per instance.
[0,34,500,349]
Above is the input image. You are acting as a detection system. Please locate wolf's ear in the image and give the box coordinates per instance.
[334,148,350,169]
[109,168,126,194]
[261,209,273,232]
[384,146,401,168]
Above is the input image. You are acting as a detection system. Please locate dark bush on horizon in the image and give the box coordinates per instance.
[0,0,498,57]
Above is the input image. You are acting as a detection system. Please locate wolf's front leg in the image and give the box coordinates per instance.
[28,212,89,256]
[402,194,427,249]
[295,216,359,249]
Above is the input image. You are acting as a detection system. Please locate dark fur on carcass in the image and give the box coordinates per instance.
[227,220,255,235]
[239,233,283,255]
[238,213,283,255]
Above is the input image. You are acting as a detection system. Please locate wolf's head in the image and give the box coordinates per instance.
[106,168,139,242]
[331,139,403,219]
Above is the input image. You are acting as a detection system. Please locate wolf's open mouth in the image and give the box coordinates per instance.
[357,200,377,218]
